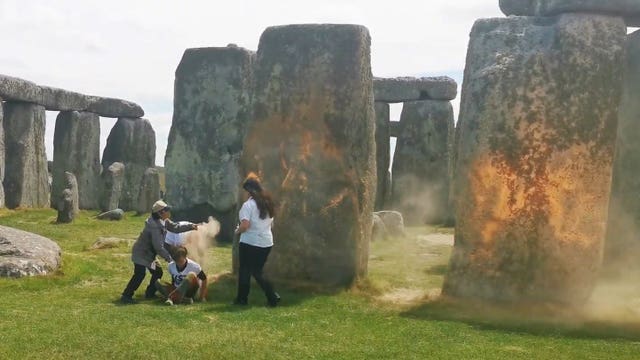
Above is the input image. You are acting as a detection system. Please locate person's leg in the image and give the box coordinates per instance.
[122,264,147,301]
[155,280,173,299]
[249,245,279,306]
[145,266,163,298]
[175,272,200,304]
[234,242,251,304]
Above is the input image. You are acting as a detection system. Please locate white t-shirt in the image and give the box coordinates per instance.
[239,198,274,248]
[168,258,203,287]
[164,221,191,247]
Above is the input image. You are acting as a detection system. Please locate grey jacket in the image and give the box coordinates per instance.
[131,217,194,267]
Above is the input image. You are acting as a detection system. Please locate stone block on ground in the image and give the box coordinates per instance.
[0,225,61,278]
[91,237,133,250]
[372,213,389,242]
[97,208,125,221]
[55,171,80,223]
[374,211,406,238]
[373,76,457,102]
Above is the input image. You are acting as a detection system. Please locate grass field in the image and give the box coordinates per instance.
[1,209,640,359]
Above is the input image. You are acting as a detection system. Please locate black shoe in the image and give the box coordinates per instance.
[120,295,138,305]
[144,293,158,300]
[267,293,281,307]
[232,299,248,306]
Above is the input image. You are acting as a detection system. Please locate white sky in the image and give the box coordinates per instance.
[0,0,503,165]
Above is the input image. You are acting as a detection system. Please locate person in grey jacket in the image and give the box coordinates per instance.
[120,200,197,304]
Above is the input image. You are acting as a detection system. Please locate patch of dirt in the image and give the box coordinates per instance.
[377,287,441,305]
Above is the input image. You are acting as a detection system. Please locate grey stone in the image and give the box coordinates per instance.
[372,213,389,242]
[0,225,61,278]
[40,86,90,111]
[97,208,124,221]
[91,237,133,250]
[392,100,454,225]
[373,76,457,103]
[605,30,640,270]
[51,111,101,209]
[500,0,640,27]
[389,121,401,138]
[62,171,79,215]
[374,103,390,211]
[99,162,125,212]
[443,15,626,304]
[241,24,376,286]
[135,167,161,214]
[56,189,75,224]
[86,96,144,118]
[0,100,4,208]
[2,102,49,208]
[102,118,155,211]
[0,74,42,103]
[165,45,254,242]
[374,211,406,238]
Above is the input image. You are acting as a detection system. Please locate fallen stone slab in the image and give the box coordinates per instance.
[91,237,133,250]
[0,225,62,278]
[96,208,124,221]
[373,76,457,102]
[0,74,42,104]
[500,0,640,27]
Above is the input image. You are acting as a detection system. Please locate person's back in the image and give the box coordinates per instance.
[239,197,273,248]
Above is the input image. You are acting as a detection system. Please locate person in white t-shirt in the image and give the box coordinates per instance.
[155,246,208,305]
[233,176,280,307]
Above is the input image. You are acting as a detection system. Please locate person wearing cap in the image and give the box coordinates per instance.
[120,200,198,304]
[233,175,281,307]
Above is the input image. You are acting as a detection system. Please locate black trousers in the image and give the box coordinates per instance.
[236,242,277,304]
[122,263,163,298]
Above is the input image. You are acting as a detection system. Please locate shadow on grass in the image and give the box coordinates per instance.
[402,296,640,341]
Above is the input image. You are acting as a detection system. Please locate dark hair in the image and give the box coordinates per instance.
[151,212,161,220]
[174,246,188,259]
[243,177,275,219]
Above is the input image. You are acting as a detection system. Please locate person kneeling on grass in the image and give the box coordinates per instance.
[156,246,208,305]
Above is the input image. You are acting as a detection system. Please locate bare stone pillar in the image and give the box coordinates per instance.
[136,167,160,215]
[0,100,4,208]
[605,30,640,270]
[99,162,125,212]
[165,45,254,242]
[241,24,376,286]
[374,102,390,210]
[102,118,155,211]
[52,111,100,210]
[392,100,454,225]
[443,15,626,304]
[3,102,49,208]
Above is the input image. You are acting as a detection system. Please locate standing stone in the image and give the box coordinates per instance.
[605,30,640,270]
[2,102,49,208]
[51,111,100,210]
[136,167,161,214]
[165,45,254,242]
[56,172,79,224]
[99,162,125,212]
[0,100,4,208]
[241,24,376,286]
[102,118,155,211]
[374,102,390,210]
[392,100,454,225]
[443,15,626,304]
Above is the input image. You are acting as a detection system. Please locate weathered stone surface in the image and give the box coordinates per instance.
[374,102,390,211]
[0,100,4,208]
[97,208,124,221]
[605,30,640,270]
[136,167,161,214]
[40,86,90,111]
[52,111,101,210]
[0,74,42,103]
[91,237,133,250]
[86,96,144,118]
[443,15,626,304]
[500,0,640,27]
[165,45,254,242]
[56,189,75,224]
[374,211,406,238]
[372,213,389,242]
[99,162,125,212]
[3,102,49,208]
[389,121,401,138]
[373,76,457,103]
[0,225,61,278]
[392,100,454,225]
[241,24,376,286]
[102,118,155,211]
[63,171,79,215]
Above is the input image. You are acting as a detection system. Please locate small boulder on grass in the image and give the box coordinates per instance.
[374,211,406,238]
[372,213,389,242]
[97,208,124,221]
[91,237,132,250]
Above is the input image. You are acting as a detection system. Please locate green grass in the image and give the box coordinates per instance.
[1,209,640,359]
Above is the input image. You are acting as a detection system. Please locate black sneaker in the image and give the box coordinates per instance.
[144,293,158,300]
[120,295,138,305]
[267,293,281,307]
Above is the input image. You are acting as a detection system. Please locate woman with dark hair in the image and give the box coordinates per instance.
[120,200,198,304]
[233,176,280,307]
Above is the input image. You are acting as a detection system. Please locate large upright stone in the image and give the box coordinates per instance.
[56,172,79,224]
[605,30,640,270]
[99,162,125,212]
[51,111,101,209]
[374,102,390,210]
[241,24,376,286]
[392,100,454,225]
[0,100,4,208]
[165,45,254,242]
[499,0,640,27]
[102,118,155,211]
[136,167,161,214]
[3,102,49,208]
[443,15,626,304]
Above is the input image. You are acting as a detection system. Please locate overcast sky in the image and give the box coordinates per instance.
[0,0,503,165]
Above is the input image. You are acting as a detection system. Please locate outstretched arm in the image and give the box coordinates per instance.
[165,219,198,233]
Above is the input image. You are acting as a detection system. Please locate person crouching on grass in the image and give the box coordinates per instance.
[156,246,208,305]
[120,200,198,304]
